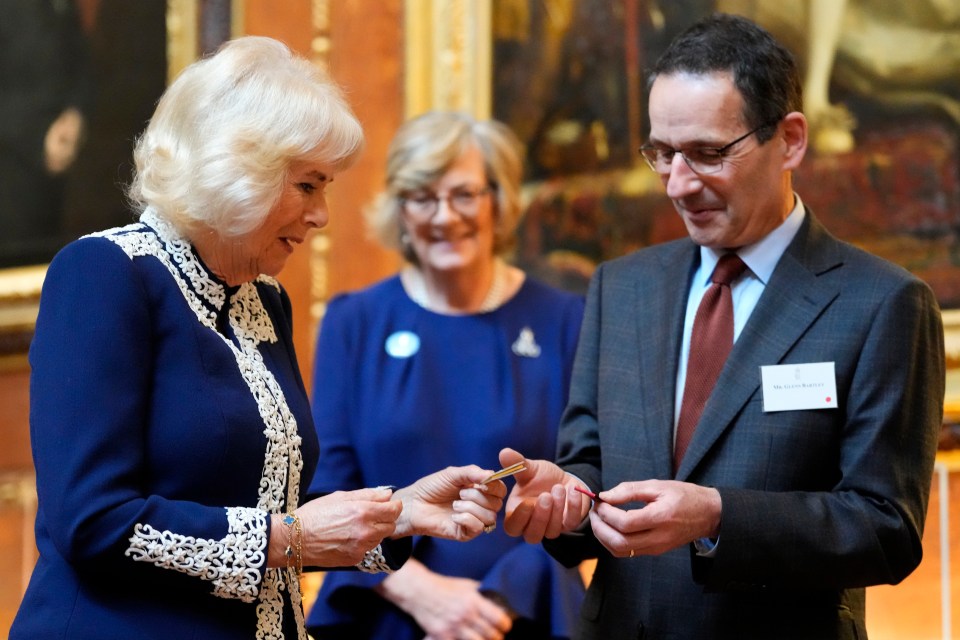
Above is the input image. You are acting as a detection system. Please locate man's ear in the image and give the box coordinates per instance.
[780,111,808,171]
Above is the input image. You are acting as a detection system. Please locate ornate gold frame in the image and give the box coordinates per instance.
[944,309,960,420]
[403,0,491,119]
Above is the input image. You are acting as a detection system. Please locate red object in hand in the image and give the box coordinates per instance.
[575,486,604,503]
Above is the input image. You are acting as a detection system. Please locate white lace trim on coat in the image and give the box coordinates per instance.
[125,507,266,603]
[356,544,394,574]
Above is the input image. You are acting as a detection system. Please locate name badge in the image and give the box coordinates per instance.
[760,362,838,412]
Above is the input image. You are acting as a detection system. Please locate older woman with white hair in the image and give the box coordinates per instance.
[306,111,586,640]
[11,38,504,640]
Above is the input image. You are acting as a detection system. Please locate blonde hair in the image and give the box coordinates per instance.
[128,36,364,237]
[367,111,524,261]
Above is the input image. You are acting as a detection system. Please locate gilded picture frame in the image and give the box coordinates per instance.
[945,309,960,421]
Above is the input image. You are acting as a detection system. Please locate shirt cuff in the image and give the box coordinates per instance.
[693,536,719,557]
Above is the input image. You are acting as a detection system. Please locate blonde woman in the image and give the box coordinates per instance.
[306,111,585,640]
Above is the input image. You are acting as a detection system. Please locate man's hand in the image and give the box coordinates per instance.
[588,479,722,557]
[498,448,592,544]
[393,465,506,541]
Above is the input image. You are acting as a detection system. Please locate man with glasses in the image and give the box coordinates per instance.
[500,13,945,639]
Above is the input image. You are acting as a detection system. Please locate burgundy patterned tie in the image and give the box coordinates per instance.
[674,253,747,472]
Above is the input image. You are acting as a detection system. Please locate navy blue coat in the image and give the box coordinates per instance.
[12,213,320,639]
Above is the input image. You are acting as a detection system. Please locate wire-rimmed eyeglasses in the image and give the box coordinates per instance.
[401,185,493,220]
[638,121,778,175]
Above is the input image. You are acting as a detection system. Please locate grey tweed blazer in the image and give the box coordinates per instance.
[547,209,945,640]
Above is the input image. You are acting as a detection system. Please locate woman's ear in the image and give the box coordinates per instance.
[780,111,808,171]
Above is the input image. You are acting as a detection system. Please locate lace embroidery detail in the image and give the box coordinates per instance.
[254,567,306,640]
[144,211,227,311]
[255,568,284,640]
[233,282,278,345]
[259,275,281,292]
[102,212,306,639]
[125,507,266,602]
[356,544,395,574]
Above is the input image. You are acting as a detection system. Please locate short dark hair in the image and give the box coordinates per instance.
[648,13,802,142]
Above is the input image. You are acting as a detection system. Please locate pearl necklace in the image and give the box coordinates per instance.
[478,259,508,312]
[409,259,508,314]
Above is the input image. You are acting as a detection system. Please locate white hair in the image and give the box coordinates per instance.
[128,36,364,237]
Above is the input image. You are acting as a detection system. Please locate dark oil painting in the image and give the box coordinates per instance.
[492,0,960,309]
[0,0,167,269]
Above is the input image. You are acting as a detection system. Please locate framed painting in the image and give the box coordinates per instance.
[0,0,213,365]
[492,0,960,301]
[486,0,960,409]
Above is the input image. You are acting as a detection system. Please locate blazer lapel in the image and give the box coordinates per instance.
[635,241,699,479]
[675,212,843,479]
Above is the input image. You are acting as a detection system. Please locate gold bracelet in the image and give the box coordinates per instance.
[281,513,303,576]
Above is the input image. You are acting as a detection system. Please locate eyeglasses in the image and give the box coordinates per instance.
[639,122,776,175]
[401,185,493,220]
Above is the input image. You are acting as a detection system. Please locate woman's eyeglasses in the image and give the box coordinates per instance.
[401,186,493,220]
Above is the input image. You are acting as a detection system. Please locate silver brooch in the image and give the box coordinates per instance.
[511,327,541,358]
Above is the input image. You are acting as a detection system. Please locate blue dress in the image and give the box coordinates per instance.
[306,275,586,639]
[11,211,321,639]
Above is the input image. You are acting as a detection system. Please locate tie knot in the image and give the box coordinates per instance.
[711,254,746,286]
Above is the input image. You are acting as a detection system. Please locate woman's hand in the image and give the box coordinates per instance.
[375,559,513,640]
[392,465,506,540]
[271,487,401,568]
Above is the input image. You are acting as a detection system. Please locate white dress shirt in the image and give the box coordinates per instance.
[673,195,807,435]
